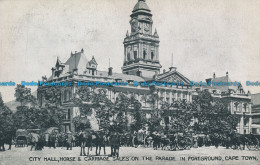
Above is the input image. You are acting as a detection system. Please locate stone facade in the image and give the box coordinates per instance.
[37,0,256,134]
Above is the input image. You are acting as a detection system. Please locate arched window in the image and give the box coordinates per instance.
[127,53,130,61]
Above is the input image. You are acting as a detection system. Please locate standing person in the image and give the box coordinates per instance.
[193,133,198,148]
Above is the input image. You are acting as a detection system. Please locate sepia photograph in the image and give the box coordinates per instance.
[0,0,259,164]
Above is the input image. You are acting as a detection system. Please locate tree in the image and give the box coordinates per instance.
[73,116,91,132]
[0,93,14,141]
[72,86,95,131]
[129,94,144,132]
[145,86,164,133]
[114,93,131,133]
[15,84,36,107]
[193,91,240,135]
[44,86,63,107]
[92,88,113,132]
[13,106,65,130]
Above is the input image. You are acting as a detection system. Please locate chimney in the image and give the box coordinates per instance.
[169,67,177,71]
[81,48,84,53]
[206,78,212,85]
[51,67,55,77]
[213,72,216,79]
[163,69,166,73]
[108,67,113,76]
[226,72,228,77]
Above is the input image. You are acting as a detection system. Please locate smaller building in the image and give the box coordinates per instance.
[251,93,260,135]
[195,72,252,134]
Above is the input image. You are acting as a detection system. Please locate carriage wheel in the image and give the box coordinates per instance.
[177,140,187,150]
[246,142,256,150]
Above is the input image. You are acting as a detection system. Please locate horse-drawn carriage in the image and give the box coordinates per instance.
[15,129,29,147]
[167,133,193,150]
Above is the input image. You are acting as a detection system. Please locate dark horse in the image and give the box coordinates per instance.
[48,133,58,148]
[79,131,92,156]
[92,131,107,156]
[0,135,12,151]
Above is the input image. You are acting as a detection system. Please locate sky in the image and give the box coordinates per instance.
[0,0,259,103]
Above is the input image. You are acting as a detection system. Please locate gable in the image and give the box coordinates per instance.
[89,57,98,65]
[155,71,190,85]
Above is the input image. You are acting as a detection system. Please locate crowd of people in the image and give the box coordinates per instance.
[1,128,259,156]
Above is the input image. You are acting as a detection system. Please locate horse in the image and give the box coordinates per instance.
[66,132,73,150]
[57,132,67,148]
[210,133,222,148]
[144,135,153,148]
[93,131,107,156]
[110,132,120,157]
[231,133,246,150]
[151,133,160,150]
[48,132,58,148]
[159,134,171,150]
[79,131,92,156]
[0,135,13,151]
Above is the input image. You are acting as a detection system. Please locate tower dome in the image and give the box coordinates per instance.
[133,0,151,12]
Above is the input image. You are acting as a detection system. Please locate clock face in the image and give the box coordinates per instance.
[144,23,150,32]
[131,18,138,32]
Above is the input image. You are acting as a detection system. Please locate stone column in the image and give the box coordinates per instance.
[164,90,166,102]
[240,116,244,134]
[169,90,173,104]
[158,89,161,109]
[230,101,233,114]
[138,43,141,59]
[249,117,252,134]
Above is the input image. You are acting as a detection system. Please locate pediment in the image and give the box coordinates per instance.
[155,71,190,85]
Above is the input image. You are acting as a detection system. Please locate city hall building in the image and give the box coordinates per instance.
[37,0,254,134]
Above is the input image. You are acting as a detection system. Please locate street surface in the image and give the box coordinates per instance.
[0,145,259,165]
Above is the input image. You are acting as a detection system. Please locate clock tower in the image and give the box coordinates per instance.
[122,0,161,78]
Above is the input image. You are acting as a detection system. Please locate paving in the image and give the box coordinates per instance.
[0,145,259,165]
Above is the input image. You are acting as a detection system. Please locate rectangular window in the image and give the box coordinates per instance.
[134,51,137,59]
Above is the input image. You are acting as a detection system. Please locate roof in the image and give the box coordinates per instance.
[44,127,59,134]
[252,93,260,105]
[211,76,239,92]
[199,75,244,95]
[133,0,150,12]
[88,56,98,65]
[96,71,145,82]
[65,52,88,75]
